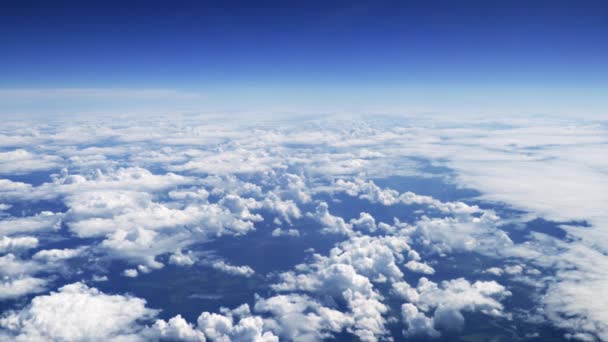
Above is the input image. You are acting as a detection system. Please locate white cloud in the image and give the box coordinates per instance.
[404,260,435,275]
[0,282,158,341]
[211,261,255,277]
[32,248,84,262]
[148,315,206,342]
[123,269,139,278]
[0,114,604,340]
[307,202,352,235]
[271,228,300,237]
[271,233,419,341]
[0,277,47,300]
[0,254,43,277]
[0,212,63,237]
[401,303,440,338]
[350,212,377,233]
[92,275,109,282]
[0,236,39,253]
[0,150,62,175]
[254,294,353,341]
[394,277,511,337]
[169,250,196,266]
[195,305,278,342]
[483,267,504,276]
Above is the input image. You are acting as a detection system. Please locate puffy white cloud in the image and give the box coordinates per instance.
[328,178,483,215]
[92,275,109,282]
[169,147,284,175]
[254,294,353,341]
[260,192,301,224]
[0,179,35,201]
[394,277,511,337]
[0,236,38,253]
[404,260,435,275]
[63,189,262,269]
[32,247,84,262]
[408,213,512,255]
[0,277,47,300]
[401,303,439,338]
[0,254,42,277]
[350,212,377,233]
[307,202,352,235]
[195,305,278,342]
[503,264,524,275]
[272,234,418,340]
[331,179,400,205]
[2,167,192,202]
[0,149,62,175]
[168,188,210,202]
[148,315,206,342]
[169,250,196,266]
[0,282,158,341]
[211,261,255,277]
[0,212,63,237]
[123,269,138,278]
[271,228,300,237]
[483,267,504,276]
[276,173,311,204]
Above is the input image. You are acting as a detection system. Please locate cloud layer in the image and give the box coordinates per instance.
[0,114,605,341]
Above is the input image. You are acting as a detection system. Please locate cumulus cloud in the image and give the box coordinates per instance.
[394,277,511,337]
[271,228,300,237]
[169,250,196,266]
[404,260,435,275]
[32,248,84,262]
[211,261,255,277]
[123,269,139,278]
[271,233,420,340]
[0,212,63,237]
[0,277,47,300]
[307,202,352,235]
[254,294,353,341]
[0,236,38,253]
[0,114,604,340]
[0,149,62,175]
[197,311,278,342]
[0,282,158,341]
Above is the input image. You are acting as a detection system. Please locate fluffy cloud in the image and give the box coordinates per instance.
[0,115,604,340]
[0,149,62,175]
[0,236,38,253]
[32,248,84,262]
[169,250,196,266]
[191,304,278,342]
[307,202,352,235]
[0,212,63,237]
[0,277,47,300]
[211,261,255,277]
[271,228,300,237]
[0,282,158,341]
[271,233,419,341]
[394,277,511,337]
[254,294,353,341]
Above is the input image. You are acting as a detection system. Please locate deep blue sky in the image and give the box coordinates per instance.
[1,0,607,117]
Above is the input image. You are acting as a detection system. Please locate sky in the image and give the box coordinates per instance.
[1,0,607,117]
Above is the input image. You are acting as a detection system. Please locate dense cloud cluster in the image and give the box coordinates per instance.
[0,115,606,341]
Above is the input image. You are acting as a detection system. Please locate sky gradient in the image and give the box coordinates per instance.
[1,0,607,117]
